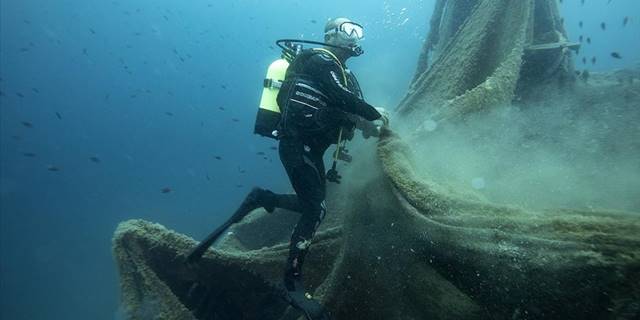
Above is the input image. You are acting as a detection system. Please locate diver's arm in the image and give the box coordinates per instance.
[309,54,381,121]
[327,69,381,121]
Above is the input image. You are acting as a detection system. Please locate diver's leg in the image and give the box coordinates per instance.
[278,138,327,291]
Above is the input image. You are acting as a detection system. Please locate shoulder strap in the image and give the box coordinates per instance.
[312,48,348,86]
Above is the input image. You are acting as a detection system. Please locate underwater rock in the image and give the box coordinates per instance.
[113,0,640,319]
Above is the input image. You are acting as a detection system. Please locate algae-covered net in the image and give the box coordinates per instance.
[113,0,640,319]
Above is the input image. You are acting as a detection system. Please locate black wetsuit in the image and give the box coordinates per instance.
[267,49,381,292]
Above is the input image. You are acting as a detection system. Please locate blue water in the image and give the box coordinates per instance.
[0,0,637,319]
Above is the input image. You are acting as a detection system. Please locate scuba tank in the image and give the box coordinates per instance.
[254,40,354,140]
[254,42,302,139]
[254,58,290,139]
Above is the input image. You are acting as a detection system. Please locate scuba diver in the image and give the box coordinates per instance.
[186,17,388,320]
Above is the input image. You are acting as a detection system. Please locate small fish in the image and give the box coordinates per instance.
[218,106,225,111]
[269,45,275,50]
[214,156,222,160]
[220,84,227,90]
[256,152,265,156]
[269,146,277,150]
[89,156,101,163]
[19,47,29,52]
[47,165,60,172]
[311,19,317,24]
[206,174,211,181]
[11,135,21,140]
[165,112,174,116]
[161,187,171,193]
[21,121,33,128]
[560,18,564,25]
[580,70,590,82]
[591,56,597,65]
[232,118,239,122]
[581,0,585,5]
[611,52,622,59]
[579,21,583,28]
[82,48,88,55]
[22,152,37,157]
[55,112,62,120]
[623,17,629,27]
[236,184,244,188]
[31,88,39,94]
[582,57,587,64]
[586,37,591,44]
[579,35,583,42]
[16,92,24,98]
[239,169,246,174]
[600,22,606,30]
[163,15,169,21]
[89,28,96,34]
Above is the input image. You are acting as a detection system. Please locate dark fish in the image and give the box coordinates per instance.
[263,157,268,160]
[586,37,591,44]
[82,48,88,55]
[22,152,37,157]
[236,184,243,188]
[55,112,62,120]
[23,19,31,24]
[89,28,96,34]
[611,52,622,59]
[256,152,265,156]
[47,165,60,172]
[161,187,171,193]
[90,156,101,163]
[200,84,206,89]
[220,84,227,90]
[560,18,564,25]
[311,19,317,24]
[165,112,174,116]
[591,56,597,65]
[582,57,587,64]
[232,118,239,122]
[206,174,211,181]
[579,35,583,42]
[579,21,583,28]
[16,92,24,98]
[163,15,169,21]
[600,22,606,30]
[19,48,29,52]
[623,17,629,27]
[581,0,585,5]
[11,135,21,140]
[239,169,246,174]
[269,146,278,150]
[269,45,275,50]
[581,70,590,82]
[21,121,33,128]
[218,106,225,111]
[31,88,39,94]
[214,156,222,160]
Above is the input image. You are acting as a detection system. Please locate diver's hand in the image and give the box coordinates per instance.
[375,107,389,126]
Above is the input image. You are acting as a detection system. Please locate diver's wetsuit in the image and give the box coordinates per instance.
[267,49,381,294]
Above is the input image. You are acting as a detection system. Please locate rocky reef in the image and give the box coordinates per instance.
[113,0,640,319]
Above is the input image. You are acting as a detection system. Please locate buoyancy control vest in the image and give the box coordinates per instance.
[254,48,348,140]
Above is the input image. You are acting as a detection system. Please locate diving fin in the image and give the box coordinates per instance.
[279,283,332,320]
[185,188,272,264]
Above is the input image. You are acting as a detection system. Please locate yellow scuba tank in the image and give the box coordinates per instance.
[254,58,289,139]
[253,45,346,140]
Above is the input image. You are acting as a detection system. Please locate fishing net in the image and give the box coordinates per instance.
[113,0,640,319]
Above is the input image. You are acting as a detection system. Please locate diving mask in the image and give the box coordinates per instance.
[325,21,365,44]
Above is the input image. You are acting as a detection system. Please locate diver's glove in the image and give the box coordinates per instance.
[375,107,390,126]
